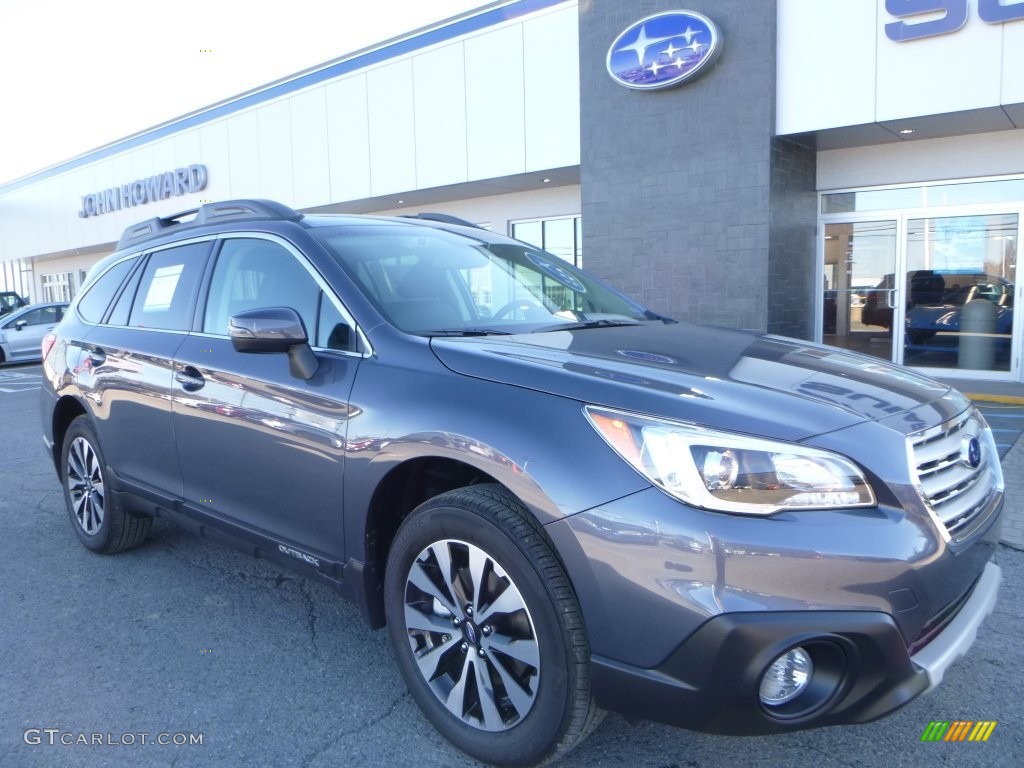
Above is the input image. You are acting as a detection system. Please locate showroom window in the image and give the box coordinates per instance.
[819,175,1021,380]
[41,272,73,303]
[511,216,582,267]
[1,258,33,302]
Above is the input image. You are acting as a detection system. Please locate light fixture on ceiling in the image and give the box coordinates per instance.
[541,178,551,183]
[397,199,404,204]
[898,128,915,135]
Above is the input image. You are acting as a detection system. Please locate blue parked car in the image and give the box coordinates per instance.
[905,276,1013,352]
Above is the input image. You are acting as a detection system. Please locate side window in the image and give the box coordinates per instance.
[317,292,355,351]
[76,257,137,324]
[16,305,61,326]
[107,265,144,326]
[128,243,209,331]
[203,238,320,338]
[12,308,43,326]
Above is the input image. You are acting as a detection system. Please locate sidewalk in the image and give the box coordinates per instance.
[999,435,1024,550]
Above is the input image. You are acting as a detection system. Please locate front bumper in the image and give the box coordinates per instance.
[912,560,1000,690]
[589,561,1001,734]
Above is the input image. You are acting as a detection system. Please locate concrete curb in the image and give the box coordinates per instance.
[963,392,1024,405]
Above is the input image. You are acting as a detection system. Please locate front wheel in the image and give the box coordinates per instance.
[384,484,600,767]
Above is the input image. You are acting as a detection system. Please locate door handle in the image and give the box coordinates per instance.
[886,289,898,310]
[175,365,205,392]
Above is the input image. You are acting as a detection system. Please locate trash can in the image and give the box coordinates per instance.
[958,298,997,370]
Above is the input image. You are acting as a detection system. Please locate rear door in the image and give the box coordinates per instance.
[171,234,361,555]
[79,240,213,499]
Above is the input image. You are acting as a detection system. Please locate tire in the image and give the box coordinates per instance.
[60,415,151,554]
[384,484,601,767]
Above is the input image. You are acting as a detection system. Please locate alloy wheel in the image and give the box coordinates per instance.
[402,538,541,731]
[66,436,105,535]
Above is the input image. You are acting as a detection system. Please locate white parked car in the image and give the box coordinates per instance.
[0,302,68,364]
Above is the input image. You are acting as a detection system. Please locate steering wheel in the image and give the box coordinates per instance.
[492,300,548,321]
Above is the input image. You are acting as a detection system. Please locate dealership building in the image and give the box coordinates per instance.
[1,0,1022,380]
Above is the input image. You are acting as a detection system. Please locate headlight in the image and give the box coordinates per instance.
[585,406,875,515]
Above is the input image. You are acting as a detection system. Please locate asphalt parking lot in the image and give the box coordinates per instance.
[1,362,1021,767]
[976,401,1024,459]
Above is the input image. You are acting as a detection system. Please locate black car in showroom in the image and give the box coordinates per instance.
[41,200,1002,766]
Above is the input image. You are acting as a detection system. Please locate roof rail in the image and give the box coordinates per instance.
[401,212,483,229]
[117,199,302,250]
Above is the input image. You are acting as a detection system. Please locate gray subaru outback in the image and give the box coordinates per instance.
[41,199,1002,766]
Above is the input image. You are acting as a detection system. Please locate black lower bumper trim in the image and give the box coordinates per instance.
[591,610,929,734]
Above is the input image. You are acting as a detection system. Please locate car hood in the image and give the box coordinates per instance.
[430,323,967,442]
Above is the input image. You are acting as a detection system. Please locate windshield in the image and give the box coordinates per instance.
[312,224,656,334]
[942,281,1013,307]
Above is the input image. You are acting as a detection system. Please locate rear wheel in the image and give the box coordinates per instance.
[61,415,151,553]
[384,484,600,767]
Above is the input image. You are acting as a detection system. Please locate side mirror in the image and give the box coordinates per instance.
[15,320,27,331]
[229,307,319,380]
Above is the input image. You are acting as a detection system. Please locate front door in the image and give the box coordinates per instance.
[172,235,361,556]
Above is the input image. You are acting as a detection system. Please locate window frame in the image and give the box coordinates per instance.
[193,231,371,358]
[74,253,141,326]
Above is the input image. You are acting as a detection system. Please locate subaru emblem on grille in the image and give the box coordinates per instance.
[961,436,982,468]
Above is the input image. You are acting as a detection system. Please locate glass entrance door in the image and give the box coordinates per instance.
[820,178,1024,379]
[822,213,1018,375]
[823,221,898,361]
[902,213,1017,373]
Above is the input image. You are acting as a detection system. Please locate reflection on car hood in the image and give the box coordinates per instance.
[430,323,967,442]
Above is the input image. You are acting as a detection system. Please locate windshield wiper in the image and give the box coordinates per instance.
[643,310,678,323]
[538,319,642,332]
[425,328,515,337]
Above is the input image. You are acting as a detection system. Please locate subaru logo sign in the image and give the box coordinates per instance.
[606,11,722,91]
[961,436,982,469]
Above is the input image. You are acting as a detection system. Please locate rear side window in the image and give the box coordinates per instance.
[106,266,144,326]
[76,257,137,324]
[128,243,209,331]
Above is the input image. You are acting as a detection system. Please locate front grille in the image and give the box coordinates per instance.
[909,409,1000,543]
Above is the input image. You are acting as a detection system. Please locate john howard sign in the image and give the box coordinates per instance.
[78,164,208,218]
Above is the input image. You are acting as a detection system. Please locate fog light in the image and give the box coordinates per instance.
[759,647,812,706]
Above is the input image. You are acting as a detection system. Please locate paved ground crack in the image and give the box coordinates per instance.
[300,691,410,768]
[298,579,321,660]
